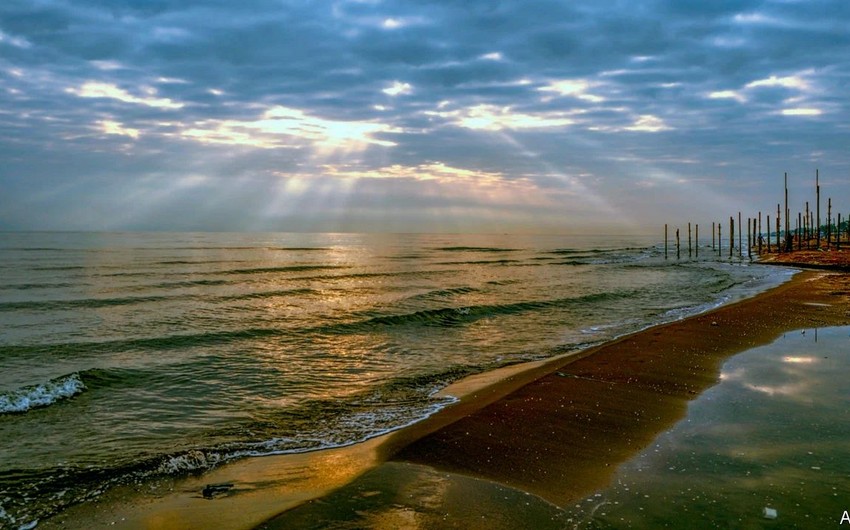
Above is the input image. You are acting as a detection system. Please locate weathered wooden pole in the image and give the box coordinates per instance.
[798,212,802,250]
[827,197,832,249]
[838,214,842,250]
[810,210,815,247]
[688,222,692,258]
[664,224,668,259]
[676,228,680,260]
[805,201,810,242]
[816,169,821,249]
[784,172,791,252]
[752,217,757,257]
[695,224,699,258]
[758,212,762,255]
[718,222,722,256]
[804,212,809,249]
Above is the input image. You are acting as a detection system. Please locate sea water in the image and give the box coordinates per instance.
[0,232,792,527]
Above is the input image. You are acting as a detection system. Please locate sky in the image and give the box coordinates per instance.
[1,0,848,234]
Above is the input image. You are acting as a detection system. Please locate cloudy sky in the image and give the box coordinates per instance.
[1,0,848,233]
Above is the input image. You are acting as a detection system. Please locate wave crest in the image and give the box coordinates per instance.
[0,374,86,414]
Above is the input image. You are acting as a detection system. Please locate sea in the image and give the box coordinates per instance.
[0,232,794,528]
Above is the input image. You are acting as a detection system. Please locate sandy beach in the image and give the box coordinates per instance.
[259,266,850,529]
[40,264,850,529]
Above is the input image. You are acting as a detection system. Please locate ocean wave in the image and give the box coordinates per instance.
[402,286,479,303]
[343,290,637,330]
[0,281,79,291]
[0,295,175,312]
[435,246,521,252]
[0,327,291,359]
[0,287,321,312]
[0,374,86,414]
[436,259,522,265]
[213,264,348,276]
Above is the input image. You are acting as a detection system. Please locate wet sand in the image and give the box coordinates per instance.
[43,269,850,529]
[260,269,850,528]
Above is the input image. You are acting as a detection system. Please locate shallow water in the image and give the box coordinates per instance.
[566,325,850,528]
[0,232,790,527]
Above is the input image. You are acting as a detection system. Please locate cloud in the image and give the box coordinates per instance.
[67,82,184,109]
[382,81,413,96]
[708,90,747,103]
[780,108,822,116]
[321,161,508,185]
[178,105,401,149]
[98,120,140,139]
[1,0,849,231]
[745,74,810,91]
[538,79,606,103]
[427,104,575,131]
[625,115,672,132]
[0,29,31,48]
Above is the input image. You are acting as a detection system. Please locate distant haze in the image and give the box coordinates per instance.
[1,1,848,233]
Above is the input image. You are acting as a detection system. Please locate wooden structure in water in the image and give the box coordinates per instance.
[665,169,848,260]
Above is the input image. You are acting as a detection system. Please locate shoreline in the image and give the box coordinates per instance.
[41,268,850,529]
[385,269,850,505]
[259,267,850,528]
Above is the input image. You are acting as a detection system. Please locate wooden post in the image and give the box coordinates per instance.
[805,201,810,242]
[712,221,715,250]
[804,212,808,249]
[838,214,842,250]
[784,172,791,252]
[664,224,668,259]
[676,228,680,260]
[798,212,802,250]
[752,217,757,257]
[695,224,699,258]
[718,222,722,256]
[816,169,821,249]
[747,218,752,258]
[688,222,692,258]
[827,197,832,249]
[811,210,815,248]
[758,212,762,255]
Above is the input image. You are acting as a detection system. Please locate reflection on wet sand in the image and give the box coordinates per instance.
[563,326,850,528]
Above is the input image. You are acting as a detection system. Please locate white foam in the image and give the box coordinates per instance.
[155,449,223,474]
[0,373,86,414]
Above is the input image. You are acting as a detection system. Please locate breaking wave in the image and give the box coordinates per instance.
[0,374,86,414]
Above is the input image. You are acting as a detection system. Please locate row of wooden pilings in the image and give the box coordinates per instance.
[664,170,849,260]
